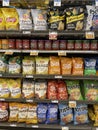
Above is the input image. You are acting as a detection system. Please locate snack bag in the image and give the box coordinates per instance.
[0,102,8,121]
[1,8,19,30]
[84,80,98,101]
[84,58,96,75]
[93,105,98,126]
[74,104,89,125]
[46,104,58,124]
[49,56,60,75]
[9,79,21,98]
[37,103,47,124]
[72,57,84,75]
[66,80,83,100]
[18,103,28,123]
[0,79,9,98]
[60,57,72,75]
[47,80,57,100]
[8,56,21,74]
[88,107,95,121]
[35,80,47,99]
[26,103,38,124]
[9,102,19,122]
[22,79,35,99]
[22,56,35,75]
[65,6,85,30]
[0,54,8,73]
[57,80,68,100]
[17,9,32,30]
[31,9,47,30]
[36,57,49,74]
[0,9,5,30]
[59,103,73,125]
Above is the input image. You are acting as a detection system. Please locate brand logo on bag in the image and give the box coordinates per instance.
[6,17,16,22]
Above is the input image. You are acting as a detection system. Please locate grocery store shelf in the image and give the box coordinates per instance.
[0,73,22,78]
[0,49,21,53]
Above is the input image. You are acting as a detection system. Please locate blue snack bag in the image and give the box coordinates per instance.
[59,103,73,125]
[46,103,58,124]
[74,104,89,125]
[37,103,47,124]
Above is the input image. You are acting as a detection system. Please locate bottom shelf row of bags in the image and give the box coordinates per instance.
[0,102,97,126]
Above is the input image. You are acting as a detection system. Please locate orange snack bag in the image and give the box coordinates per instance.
[49,56,60,74]
[61,57,72,75]
[72,57,84,75]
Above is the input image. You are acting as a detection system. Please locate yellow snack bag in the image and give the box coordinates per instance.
[94,105,98,114]
[26,103,38,124]
[18,103,28,123]
[0,9,5,30]
[1,8,19,30]
[94,114,98,126]
[88,108,95,121]
[9,102,19,122]
[9,79,21,98]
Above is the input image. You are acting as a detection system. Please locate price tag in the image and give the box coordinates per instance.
[49,32,57,40]
[96,0,98,6]
[26,75,33,78]
[96,128,98,130]
[2,0,10,6]
[32,125,39,128]
[54,0,61,6]
[5,50,13,55]
[26,99,33,103]
[62,127,69,130]
[23,31,31,34]
[58,51,66,56]
[69,101,76,108]
[51,100,58,103]
[10,124,17,127]
[30,51,38,56]
[55,75,62,79]
[0,74,2,77]
[85,32,95,39]
[0,98,5,101]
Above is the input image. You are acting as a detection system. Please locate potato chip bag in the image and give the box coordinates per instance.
[18,103,28,123]
[22,56,35,75]
[36,57,49,74]
[66,80,83,100]
[8,79,21,98]
[9,102,19,122]
[93,105,98,126]
[49,56,60,75]
[88,108,95,121]
[0,54,8,73]
[26,103,37,124]
[74,104,89,125]
[22,79,35,99]
[59,103,73,125]
[61,57,72,75]
[0,9,5,30]
[1,8,19,30]
[72,57,83,75]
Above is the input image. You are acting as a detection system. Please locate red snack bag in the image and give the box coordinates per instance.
[52,40,59,50]
[30,40,38,50]
[90,40,98,50]
[23,40,30,49]
[16,39,23,49]
[82,40,90,50]
[67,40,74,50]
[45,40,52,50]
[57,80,68,100]
[59,40,67,50]
[75,40,82,50]
[38,40,44,50]
[47,80,57,100]
[8,39,16,49]
[0,102,8,121]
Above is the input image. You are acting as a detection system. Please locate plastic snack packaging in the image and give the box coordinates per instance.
[0,54,8,73]
[74,104,89,125]
[83,80,98,101]
[66,80,83,100]
[59,103,73,125]
[35,80,47,99]
[22,79,35,99]
[72,57,84,75]
[18,103,28,123]
[36,57,49,74]
[17,9,32,30]
[22,56,35,75]
[88,107,95,121]
[26,103,38,124]
[60,57,72,75]
[46,103,58,124]
[0,9,5,30]
[31,9,47,30]
[9,102,19,122]
[49,56,60,74]
[37,103,47,124]
[1,8,19,30]
[0,102,8,121]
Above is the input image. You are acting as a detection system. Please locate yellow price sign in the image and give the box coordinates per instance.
[69,101,76,108]
[58,51,66,56]
[30,51,38,56]
[85,32,95,39]
[5,50,13,55]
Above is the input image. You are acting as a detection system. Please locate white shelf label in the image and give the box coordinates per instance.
[58,51,66,56]
[32,125,39,128]
[62,127,69,130]
[0,98,5,101]
[85,32,95,39]
[69,101,76,108]
[23,31,31,34]
[30,51,38,56]
[0,74,2,77]
[49,32,57,40]
[26,75,34,78]
[26,99,33,103]
[3,0,10,6]
[96,128,98,130]
[10,124,17,127]
[96,0,98,6]
[5,50,13,55]
[55,75,62,79]
[51,100,58,103]
[54,0,61,6]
